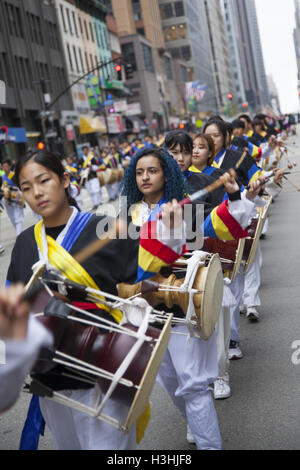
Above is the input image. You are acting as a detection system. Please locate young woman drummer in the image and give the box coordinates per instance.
[203,118,265,187]
[191,133,226,179]
[7,149,186,451]
[120,147,261,450]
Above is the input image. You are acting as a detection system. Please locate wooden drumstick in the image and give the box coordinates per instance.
[74,219,126,265]
[283,176,300,192]
[157,169,237,220]
[235,149,249,170]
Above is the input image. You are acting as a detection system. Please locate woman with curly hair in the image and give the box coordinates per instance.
[120,146,262,450]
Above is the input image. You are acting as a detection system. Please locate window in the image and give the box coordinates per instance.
[78,48,84,72]
[159,3,173,20]
[181,45,191,60]
[66,8,73,35]
[121,43,137,71]
[164,24,187,42]
[141,43,154,73]
[60,5,67,32]
[131,0,142,21]
[73,46,80,73]
[84,20,89,40]
[89,23,95,42]
[174,1,184,17]
[181,65,187,82]
[72,12,78,37]
[66,44,73,71]
[164,56,173,80]
[170,47,180,59]
[137,27,145,36]
[78,17,83,35]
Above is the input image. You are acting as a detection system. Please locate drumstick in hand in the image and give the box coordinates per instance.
[158,169,237,219]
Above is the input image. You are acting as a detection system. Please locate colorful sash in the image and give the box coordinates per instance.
[20,209,149,448]
[2,172,16,188]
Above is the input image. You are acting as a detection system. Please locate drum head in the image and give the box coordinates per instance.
[243,216,265,273]
[124,315,172,432]
[197,254,224,339]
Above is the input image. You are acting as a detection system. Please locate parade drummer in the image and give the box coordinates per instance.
[1,159,24,235]
[7,149,186,451]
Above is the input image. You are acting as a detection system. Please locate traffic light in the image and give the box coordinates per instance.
[37,142,45,150]
[125,63,134,80]
[242,102,248,108]
[115,64,122,81]
[179,123,185,129]
[227,93,233,100]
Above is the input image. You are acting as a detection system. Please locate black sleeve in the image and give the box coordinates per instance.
[6,227,39,285]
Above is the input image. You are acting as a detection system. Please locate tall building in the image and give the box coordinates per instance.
[231,0,269,111]
[221,0,247,108]
[112,0,182,132]
[0,0,72,161]
[159,0,218,114]
[203,0,234,110]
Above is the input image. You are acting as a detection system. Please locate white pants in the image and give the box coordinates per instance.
[39,388,137,450]
[216,281,237,378]
[4,201,24,235]
[106,182,120,201]
[157,325,222,450]
[242,243,262,308]
[229,273,245,343]
[216,307,231,379]
[85,178,102,207]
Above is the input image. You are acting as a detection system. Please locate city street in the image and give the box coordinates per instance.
[1,136,300,450]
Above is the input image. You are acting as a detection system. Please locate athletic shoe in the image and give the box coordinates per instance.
[229,340,243,360]
[246,307,260,322]
[186,425,195,444]
[214,377,231,400]
[0,245,4,255]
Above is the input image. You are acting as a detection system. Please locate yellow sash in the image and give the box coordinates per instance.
[34,219,150,443]
[82,154,94,169]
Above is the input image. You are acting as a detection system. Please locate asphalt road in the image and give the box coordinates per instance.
[1,138,300,451]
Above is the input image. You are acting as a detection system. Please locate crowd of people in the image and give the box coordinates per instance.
[0,110,296,450]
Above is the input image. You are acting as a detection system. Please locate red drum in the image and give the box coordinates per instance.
[34,313,161,407]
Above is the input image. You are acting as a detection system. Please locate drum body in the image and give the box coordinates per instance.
[30,288,172,431]
[118,254,224,340]
[3,186,24,207]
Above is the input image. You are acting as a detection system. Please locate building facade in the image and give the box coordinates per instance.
[0,0,72,161]
[231,0,269,112]
[221,0,247,108]
[203,0,234,111]
[159,0,218,115]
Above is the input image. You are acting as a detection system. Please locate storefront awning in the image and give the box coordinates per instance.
[79,116,106,135]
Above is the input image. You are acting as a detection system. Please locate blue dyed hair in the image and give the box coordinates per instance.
[121,147,188,207]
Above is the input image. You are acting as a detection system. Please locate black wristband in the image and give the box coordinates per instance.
[228,190,241,201]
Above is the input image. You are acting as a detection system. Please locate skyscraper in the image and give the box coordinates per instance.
[159,0,218,114]
[231,0,269,111]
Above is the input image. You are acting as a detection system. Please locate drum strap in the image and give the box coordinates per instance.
[180,251,207,340]
[34,214,123,324]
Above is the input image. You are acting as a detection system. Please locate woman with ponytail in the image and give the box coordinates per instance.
[7,150,186,450]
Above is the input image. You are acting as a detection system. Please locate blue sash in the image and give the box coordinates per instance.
[2,174,15,188]
[202,166,217,176]
[214,149,226,165]
[19,211,93,450]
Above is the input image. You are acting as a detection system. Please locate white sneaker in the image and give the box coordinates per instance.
[229,340,243,360]
[0,245,4,255]
[214,377,231,400]
[186,425,195,444]
[246,307,260,322]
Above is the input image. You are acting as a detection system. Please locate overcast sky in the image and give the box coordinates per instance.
[255,0,299,113]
